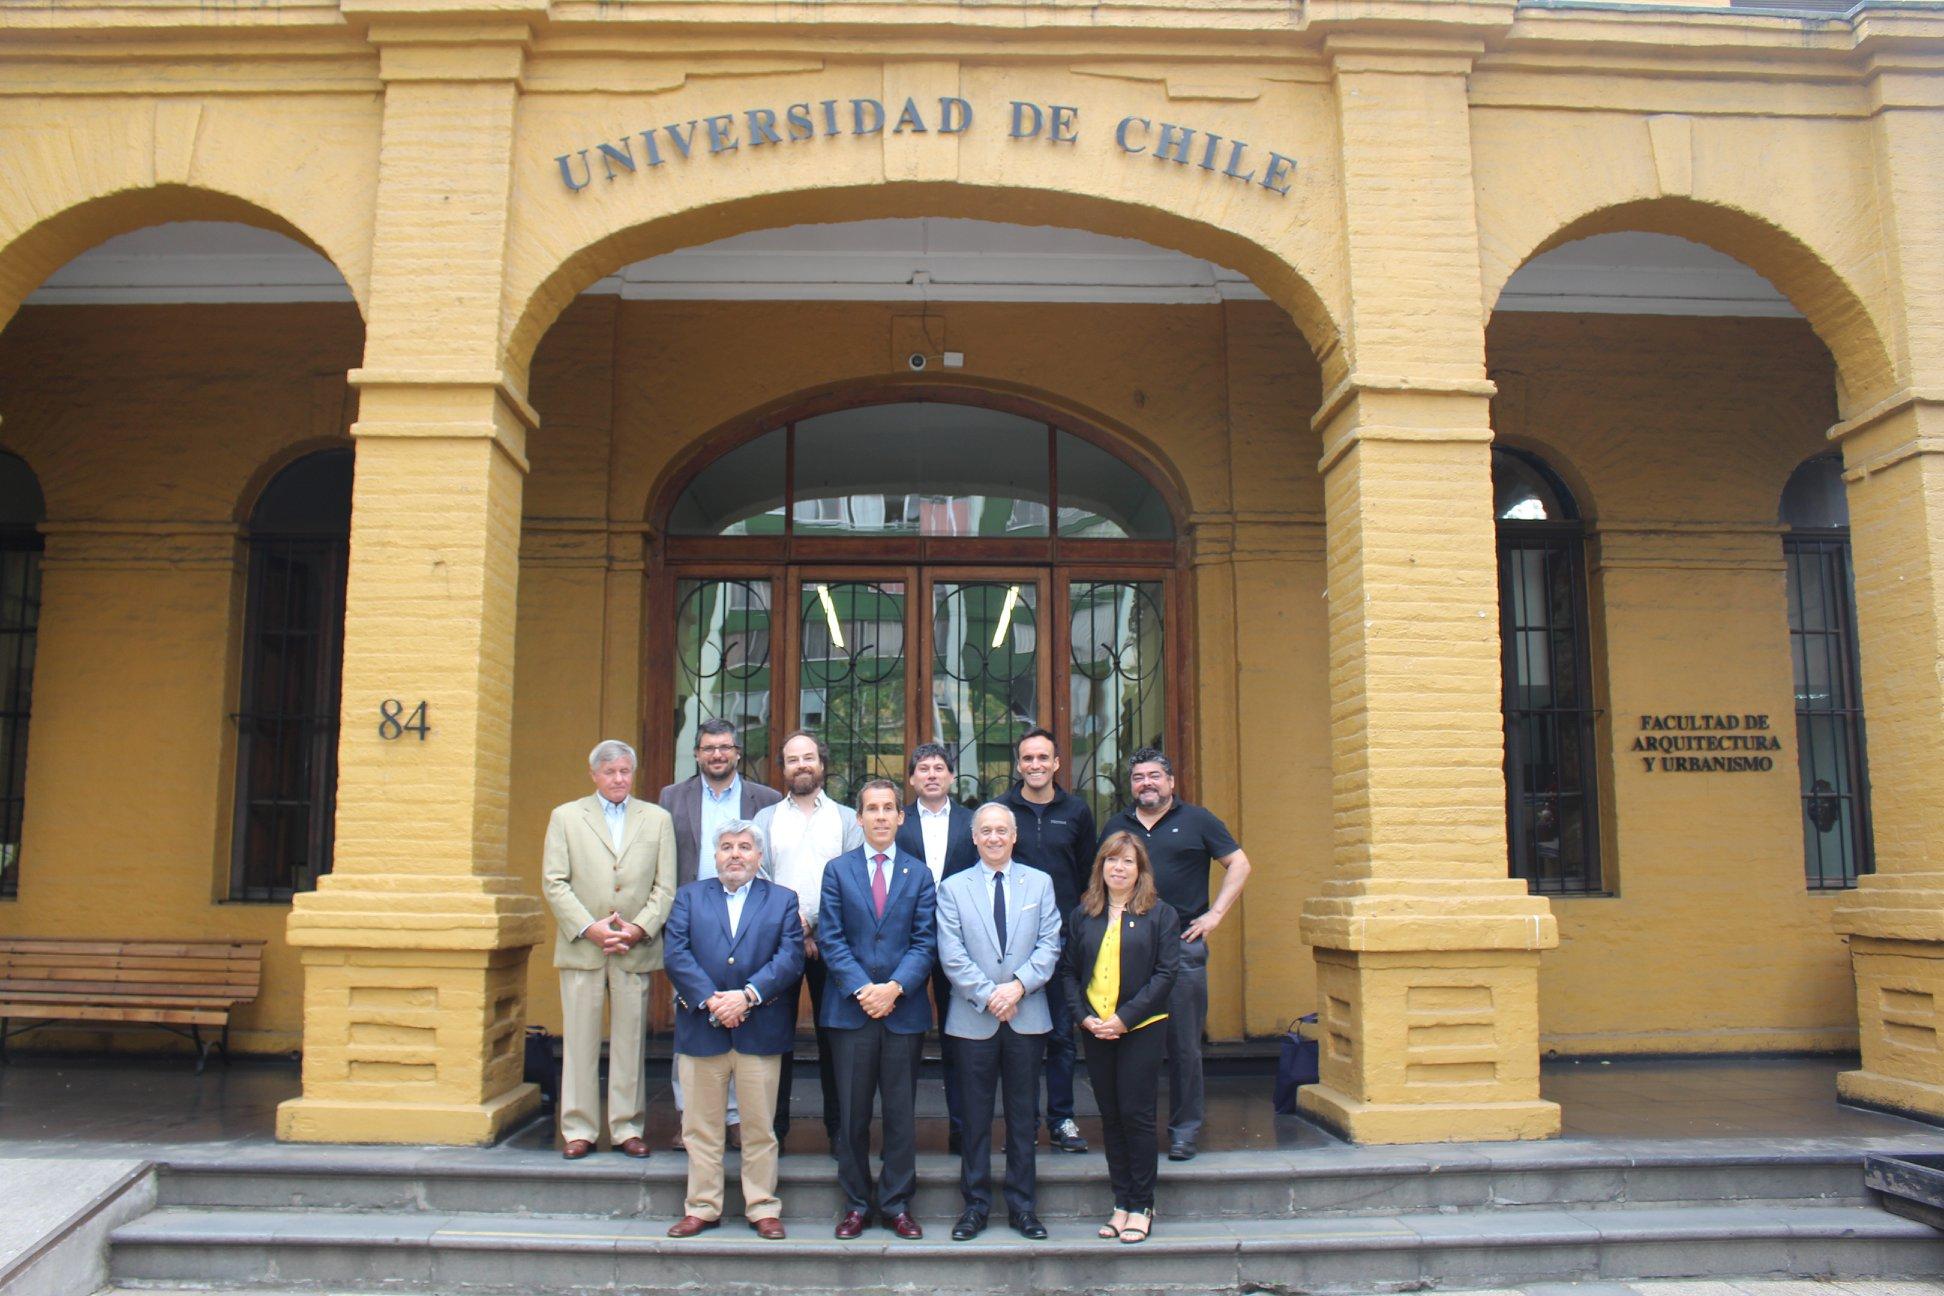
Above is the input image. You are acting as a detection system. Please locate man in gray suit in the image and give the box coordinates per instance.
[541,739,678,1159]
[659,719,783,1148]
[935,802,1063,1241]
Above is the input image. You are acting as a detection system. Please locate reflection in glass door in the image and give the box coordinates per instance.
[672,577,775,786]
[799,578,908,803]
[1068,581,1167,822]
[930,580,1041,803]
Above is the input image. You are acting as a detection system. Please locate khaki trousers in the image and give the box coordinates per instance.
[558,963,652,1144]
[677,1050,782,1221]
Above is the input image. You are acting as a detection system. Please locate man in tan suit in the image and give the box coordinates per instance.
[542,739,678,1159]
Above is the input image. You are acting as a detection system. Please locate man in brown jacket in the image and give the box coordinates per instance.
[542,739,678,1158]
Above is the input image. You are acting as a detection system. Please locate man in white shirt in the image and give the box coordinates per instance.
[751,729,862,1147]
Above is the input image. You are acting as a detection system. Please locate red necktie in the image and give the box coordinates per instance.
[872,854,889,917]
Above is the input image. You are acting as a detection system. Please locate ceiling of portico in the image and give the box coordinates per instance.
[25,218,1797,318]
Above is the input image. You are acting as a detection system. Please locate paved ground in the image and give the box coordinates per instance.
[2,1052,1939,1155]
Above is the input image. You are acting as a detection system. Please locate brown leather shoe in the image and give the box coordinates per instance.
[617,1137,650,1158]
[666,1215,720,1238]
[750,1217,786,1240]
[834,1209,869,1239]
[886,1211,923,1239]
[561,1139,595,1160]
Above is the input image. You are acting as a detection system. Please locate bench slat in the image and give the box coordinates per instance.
[0,1004,232,1026]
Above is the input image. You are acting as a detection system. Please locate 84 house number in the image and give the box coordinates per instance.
[378,699,430,741]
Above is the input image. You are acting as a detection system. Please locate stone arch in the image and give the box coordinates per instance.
[503,182,1343,396]
[0,184,369,334]
[1487,197,1897,415]
[643,374,1200,534]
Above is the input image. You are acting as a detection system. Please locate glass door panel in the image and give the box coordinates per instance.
[672,577,775,786]
[799,578,908,802]
[930,580,1040,804]
[1067,581,1166,822]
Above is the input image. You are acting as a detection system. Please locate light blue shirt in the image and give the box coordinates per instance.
[697,776,742,881]
[601,795,628,850]
[721,877,750,939]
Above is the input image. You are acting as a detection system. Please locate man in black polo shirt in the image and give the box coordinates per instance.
[1100,747,1252,1162]
[997,727,1097,1155]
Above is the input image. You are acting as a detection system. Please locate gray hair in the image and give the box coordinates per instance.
[971,802,1016,831]
[588,739,637,770]
[712,818,766,860]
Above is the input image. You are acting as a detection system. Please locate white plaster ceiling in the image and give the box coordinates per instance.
[23,219,1799,318]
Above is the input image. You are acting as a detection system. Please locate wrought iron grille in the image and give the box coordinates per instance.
[0,533,41,899]
[673,578,775,786]
[800,580,907,804]
[1785,533,1874,889]
[230,535,347,901]
[1499,531,1603,894]
[1068,581,1166,823]
[931,582,1038,804]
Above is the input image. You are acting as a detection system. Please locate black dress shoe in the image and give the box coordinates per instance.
[1168,1141,1197,1161]
[950,1207,987,1241]
[1008,1209,1048,1240]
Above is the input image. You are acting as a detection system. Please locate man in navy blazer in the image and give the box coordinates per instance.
[818,778,937,1240]
[661,819,805,1241]
[895,742,977,1150]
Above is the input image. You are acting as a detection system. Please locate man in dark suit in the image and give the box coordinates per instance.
[895,742,977,1152]
[661,819,805,1241]
[658,719,784,1146]
[818,778,937,1240]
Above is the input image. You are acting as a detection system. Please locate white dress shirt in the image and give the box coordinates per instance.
[721,877,750,939]
[766,793,848,930]
[917,800,952,883]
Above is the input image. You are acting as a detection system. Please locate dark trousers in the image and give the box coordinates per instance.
[1041,973,1077,1127]
[829,1020,922,1217]
[956,1023,1045,1216]
[1165,937,1209,1144]
[1084,1022,1166,1212]
[931,964,965,1137]
[774,953,841,1143]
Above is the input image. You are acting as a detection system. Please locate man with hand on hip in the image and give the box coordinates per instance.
[540,739,677,1160]
[817,778,937,1240]
[936,802,1063,1242]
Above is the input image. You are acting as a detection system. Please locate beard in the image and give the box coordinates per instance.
[789,769,823,796]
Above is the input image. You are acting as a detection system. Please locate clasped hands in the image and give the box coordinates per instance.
[985,979,1027,1024]
[855,982,903,1020]
[703,989,751,1029]
[1080,1013,1128,1041]
[583,911,646,955]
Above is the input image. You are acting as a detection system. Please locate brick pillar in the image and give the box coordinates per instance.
[1298,22,1560,1145]
[1831,392,1944,1120]
[277,8,547,1145]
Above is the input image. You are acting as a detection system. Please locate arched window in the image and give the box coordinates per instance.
[658,399,1177,816]
[0,453,44,899]
[1781,453,1873,889]
[1494,448,1602,895]
[231,449,352,901]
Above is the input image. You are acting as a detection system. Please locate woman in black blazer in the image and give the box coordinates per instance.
[1060,830,1180,1244]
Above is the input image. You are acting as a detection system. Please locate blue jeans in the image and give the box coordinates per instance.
[1041,973,1077,1127]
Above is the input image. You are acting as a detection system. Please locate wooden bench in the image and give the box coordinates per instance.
[0,938,265,1072]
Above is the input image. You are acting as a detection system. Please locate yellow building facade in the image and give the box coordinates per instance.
[0,0,1940,1146]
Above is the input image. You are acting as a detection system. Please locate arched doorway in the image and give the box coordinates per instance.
[648,394,1184,820]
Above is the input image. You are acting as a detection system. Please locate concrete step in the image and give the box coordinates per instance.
[107,1203,1944,1294]
[151,1145,1875,1222]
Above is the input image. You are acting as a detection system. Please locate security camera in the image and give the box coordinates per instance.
[907,352,927,371]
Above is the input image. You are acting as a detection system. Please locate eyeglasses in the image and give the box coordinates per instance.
[696,743,740,756]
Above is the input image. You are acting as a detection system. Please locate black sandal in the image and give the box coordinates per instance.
[1118,1209,1153,1244]
[1098,1209,1127,1240]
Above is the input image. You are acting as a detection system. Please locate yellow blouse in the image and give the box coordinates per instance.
[1086,908,1168,1031]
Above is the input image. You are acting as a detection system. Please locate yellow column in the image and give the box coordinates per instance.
[1298,24,1560,1145]
[277,7,547,1145]
[1829,53,1944,1124]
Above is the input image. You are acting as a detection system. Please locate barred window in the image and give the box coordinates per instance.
[230,449,351,901]
[1495,448,1603,895]
[1781,454,1873,890]
[0,454,44,900]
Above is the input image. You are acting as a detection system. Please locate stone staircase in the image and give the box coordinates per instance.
[105,1139,1944,1294]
